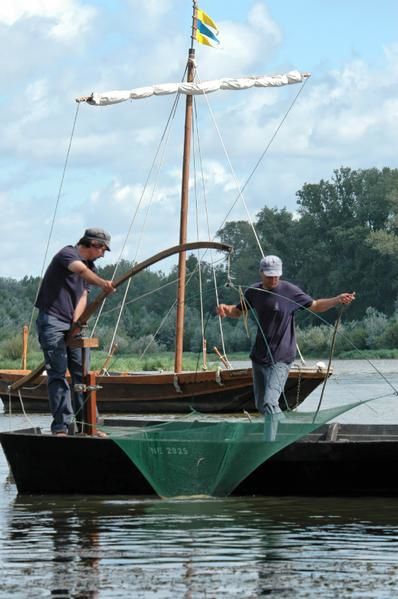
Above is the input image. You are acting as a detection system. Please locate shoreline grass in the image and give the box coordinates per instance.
[1,349,398,373]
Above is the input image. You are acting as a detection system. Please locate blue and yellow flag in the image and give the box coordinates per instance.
[197,8,219,34]
[195,7,220,47]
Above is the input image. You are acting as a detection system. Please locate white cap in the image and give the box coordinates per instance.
[259,255,282,276]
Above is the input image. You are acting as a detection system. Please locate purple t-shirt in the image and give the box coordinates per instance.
[35,245,95,323]
[238,280,313,366]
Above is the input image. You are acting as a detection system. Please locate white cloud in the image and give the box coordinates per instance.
[124,0,175,22]
[194,3,281,80]
[248,2,282,46]
[1,2,398,279]
[0,0,96,40]
[384,42,398,72]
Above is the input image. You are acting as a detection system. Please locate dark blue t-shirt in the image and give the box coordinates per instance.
[35,245,95,323]
[238,280,313,366]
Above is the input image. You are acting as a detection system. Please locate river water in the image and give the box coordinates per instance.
[1,360,398,598]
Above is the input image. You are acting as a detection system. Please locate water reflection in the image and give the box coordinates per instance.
[5,496,104,598]
[3,367,398,597]
[2,495,398,597]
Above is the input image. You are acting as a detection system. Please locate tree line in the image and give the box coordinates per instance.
[1,166,398,360]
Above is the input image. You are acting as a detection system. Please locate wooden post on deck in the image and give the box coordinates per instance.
[69,335,99,436]
[86,371,98,436]
[21,325,28,370]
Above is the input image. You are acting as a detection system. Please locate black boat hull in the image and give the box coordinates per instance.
[1,423,397,497]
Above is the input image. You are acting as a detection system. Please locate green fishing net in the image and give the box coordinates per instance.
[106,400,365,498]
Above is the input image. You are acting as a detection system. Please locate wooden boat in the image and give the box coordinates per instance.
[0,4,325,416]
[0,363,329,414]
[1,420,397,496]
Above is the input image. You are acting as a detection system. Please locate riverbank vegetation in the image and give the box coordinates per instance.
[1,166,398,367]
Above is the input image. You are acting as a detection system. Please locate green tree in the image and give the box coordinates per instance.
[294,167,398,318]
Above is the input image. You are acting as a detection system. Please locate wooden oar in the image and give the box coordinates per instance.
[10,241,232,391]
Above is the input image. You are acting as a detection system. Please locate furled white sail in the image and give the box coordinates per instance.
[78,71,310,106]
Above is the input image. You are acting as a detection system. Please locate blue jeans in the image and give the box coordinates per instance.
[36,312,85,434]
[252,360,291,441]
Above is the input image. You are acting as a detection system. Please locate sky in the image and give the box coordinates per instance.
[1,0,398,279]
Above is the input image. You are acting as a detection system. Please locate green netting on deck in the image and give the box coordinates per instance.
[106,402,363,498]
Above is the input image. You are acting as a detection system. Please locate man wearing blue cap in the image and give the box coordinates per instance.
[217,255,355,438]
[35,228,115,436]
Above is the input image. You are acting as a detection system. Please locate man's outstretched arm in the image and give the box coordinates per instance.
[310,292,356,313]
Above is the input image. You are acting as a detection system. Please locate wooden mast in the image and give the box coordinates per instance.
[174,2,197,373]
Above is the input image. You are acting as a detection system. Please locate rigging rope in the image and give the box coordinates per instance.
[26,102,82,347]
[192,69,311,367]
[196,68,264,257]
[192,96,230,364]
[95,254,226,373]
[91,91,182,348]
[215,75,310,232]
[313,306,343,420]
[91,64,191,348]
[192,108,206,369]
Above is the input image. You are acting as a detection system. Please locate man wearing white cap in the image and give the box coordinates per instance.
[35,228,115,436]
[217,255,355,438]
